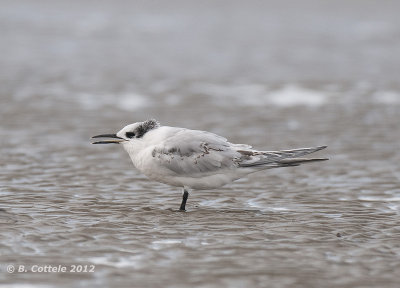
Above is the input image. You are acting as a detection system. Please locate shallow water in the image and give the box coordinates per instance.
[1,0,400,287]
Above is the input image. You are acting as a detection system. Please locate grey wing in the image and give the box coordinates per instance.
[238,146,328,167]
[151,129,249,176]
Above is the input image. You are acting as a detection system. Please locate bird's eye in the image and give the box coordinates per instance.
[125,132,135,138]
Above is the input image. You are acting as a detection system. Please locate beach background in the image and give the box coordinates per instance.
[1,0,399,287]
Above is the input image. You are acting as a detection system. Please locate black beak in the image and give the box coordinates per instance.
[92,134,125,144]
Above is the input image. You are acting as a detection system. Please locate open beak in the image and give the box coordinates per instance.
[92,134,126,144]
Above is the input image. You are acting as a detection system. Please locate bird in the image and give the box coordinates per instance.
[92,119,328,211]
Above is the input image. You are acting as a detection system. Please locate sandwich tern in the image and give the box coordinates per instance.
[92,119,328,211]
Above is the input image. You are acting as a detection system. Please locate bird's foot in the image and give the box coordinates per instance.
[179,189,189,211]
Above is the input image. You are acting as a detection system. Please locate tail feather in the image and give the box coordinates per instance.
[261,145,327,159]
[276,157,329,167]
[238,146,328,168]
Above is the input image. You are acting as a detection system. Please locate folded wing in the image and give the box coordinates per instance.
[150,128,327,175]
[150,129,247,176]
[238,146,328,167]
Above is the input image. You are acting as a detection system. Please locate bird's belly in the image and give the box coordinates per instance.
[146,172,241,190]
[129,147,247,190]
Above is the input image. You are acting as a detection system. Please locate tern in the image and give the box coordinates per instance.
[92,119,328,211]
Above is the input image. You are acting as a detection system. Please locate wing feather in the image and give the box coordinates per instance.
[149,128,326,175]
[150,129,241,176]
[238,146,328,167]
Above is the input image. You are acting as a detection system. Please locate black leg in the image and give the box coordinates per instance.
[179,189,189,211]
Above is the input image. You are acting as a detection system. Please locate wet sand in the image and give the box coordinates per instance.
[1,0,400,287]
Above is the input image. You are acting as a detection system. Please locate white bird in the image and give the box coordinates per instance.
[92,119,328,211]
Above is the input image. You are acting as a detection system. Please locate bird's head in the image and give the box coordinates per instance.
[92,119,160,145]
